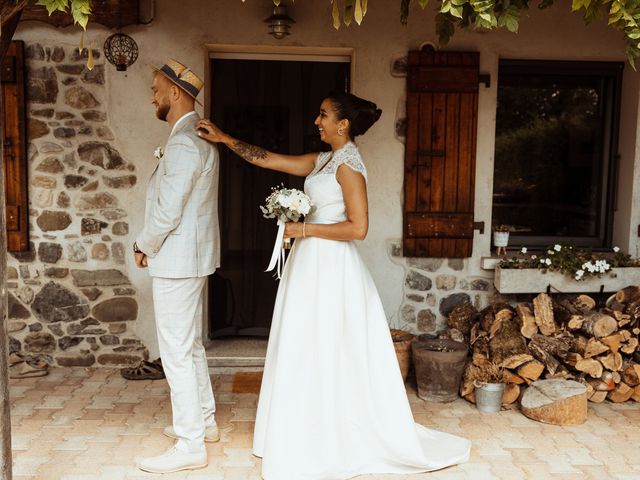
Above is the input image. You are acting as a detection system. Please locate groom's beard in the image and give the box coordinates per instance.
[155,102,170,121]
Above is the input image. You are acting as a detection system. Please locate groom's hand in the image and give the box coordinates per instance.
[134,252,148,268]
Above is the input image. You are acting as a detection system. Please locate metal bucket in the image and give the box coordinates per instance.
[474,382,505,413]
[411,337,468,402]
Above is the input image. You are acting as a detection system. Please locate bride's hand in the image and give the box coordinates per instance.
[196,119,227,143]
[284,222,304,239]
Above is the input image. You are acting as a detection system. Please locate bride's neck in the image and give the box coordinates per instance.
[330,137,351,151]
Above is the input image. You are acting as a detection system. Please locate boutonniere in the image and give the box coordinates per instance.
[154,147,164,159]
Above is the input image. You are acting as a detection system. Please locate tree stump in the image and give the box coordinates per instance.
[520,379,588,425]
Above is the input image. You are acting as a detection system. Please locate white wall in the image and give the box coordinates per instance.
[16,0,640,356]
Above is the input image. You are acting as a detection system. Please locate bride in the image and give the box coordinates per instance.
[196,91,470,480]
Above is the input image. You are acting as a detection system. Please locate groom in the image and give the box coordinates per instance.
[134,59,221,473]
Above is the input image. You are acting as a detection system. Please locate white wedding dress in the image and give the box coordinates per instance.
[253,142,471,480]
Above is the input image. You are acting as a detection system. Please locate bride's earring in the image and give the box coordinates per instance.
[337,127,344,136]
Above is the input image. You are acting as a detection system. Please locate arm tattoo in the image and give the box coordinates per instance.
[231,140,268,164]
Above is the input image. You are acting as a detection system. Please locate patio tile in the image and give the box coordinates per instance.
[8,367,640,480]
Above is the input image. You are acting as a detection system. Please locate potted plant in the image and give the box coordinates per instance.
[390,328,414,382]
[473,362,506,413]
[411,335,468,402]
[496,244,640,293]
[492,224,511,255]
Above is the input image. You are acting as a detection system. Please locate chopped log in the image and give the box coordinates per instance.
[571,294,596,313]
[601,334,622,353]
[588,374,615,392]
[619,329,632,342]
[517,360,545,382]
[583,339,610,358]
[589,390,608,403]
[612,310,632,327]
[600,352,623,372]
[615,286,640,304]
[612,371,622,384]
[529,342,561,375]
[608,382,634,402]
[622,364,640,387]
[567,315,584,330]
[500,353,534,369]
[533,293,557,336]
[515,304,538,339]
[472,336,490,360]
[488,318,528,365]
[446,303,478,339]
[564,352,582,368]
[520,379,588,425]
[529,333,573,359]
[488,307,515,340]
[574,358,603,378]
[632,385,640,402]
[502,383,520,405]
[503,370,526,385]
[621,338,639,355]
[580,311,618,338]
[479,303,511,333]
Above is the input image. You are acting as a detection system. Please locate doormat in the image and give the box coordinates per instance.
[232,371,263,394]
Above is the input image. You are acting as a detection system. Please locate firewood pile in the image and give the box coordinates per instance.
[447,286,640,405]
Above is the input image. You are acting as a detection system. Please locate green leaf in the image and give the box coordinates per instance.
[354,0,363,24]
[332,0,341,29]
[344,0,353,26]
[401,0,410,24]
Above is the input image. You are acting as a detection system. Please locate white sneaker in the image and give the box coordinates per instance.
[163,425,220,443]
[137,446,207,474]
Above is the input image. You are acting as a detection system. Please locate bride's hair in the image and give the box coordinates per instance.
[325,92,382,138]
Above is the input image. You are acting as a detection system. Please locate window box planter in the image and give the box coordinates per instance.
[494,267,640,294]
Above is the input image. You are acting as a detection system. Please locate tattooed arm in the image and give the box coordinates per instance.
[196,119,317,177]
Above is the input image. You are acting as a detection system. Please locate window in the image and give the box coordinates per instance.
[492,60,623,248]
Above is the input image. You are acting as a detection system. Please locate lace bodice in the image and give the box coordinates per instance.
[303,142,367,225]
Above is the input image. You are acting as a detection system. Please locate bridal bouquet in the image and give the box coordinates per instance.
[260,186,315,223]
[261,186,315,278]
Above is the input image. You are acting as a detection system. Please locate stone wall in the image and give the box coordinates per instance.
[388,241,496,334]
[6,42,147,367]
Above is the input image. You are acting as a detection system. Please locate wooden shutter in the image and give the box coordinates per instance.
[2,40,28,252]
[403,50,479,258]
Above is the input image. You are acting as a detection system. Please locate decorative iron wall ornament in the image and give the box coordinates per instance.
[103,33,139,71]
[264,3,295,39]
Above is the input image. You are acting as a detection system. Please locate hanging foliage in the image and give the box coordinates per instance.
[33,0,94,69]
[317,0,640,66]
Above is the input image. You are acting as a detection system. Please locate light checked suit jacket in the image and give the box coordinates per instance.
[136,112,220,278]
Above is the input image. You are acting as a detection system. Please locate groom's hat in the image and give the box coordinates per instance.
[152,59,203,104]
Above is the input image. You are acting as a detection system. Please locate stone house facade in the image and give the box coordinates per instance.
[6,0,640,364]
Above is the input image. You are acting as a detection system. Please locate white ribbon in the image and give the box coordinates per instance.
[266,220,287,279]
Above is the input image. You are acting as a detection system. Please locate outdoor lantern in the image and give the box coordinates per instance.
[265,3,295,39]
[104,33,139,71]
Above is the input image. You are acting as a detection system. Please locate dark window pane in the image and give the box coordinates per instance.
[492,61,622,247]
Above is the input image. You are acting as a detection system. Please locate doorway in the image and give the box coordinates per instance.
[207,50,352,340]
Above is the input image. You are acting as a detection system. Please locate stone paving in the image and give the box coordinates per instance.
[8,367,640,480]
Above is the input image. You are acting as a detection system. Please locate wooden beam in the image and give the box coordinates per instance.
[0,61,13,480]
[1,2,25,62]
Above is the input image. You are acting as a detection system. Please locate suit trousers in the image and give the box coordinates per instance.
[152,276,216,453]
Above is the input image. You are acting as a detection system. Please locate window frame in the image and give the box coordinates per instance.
[494,59,623,250]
